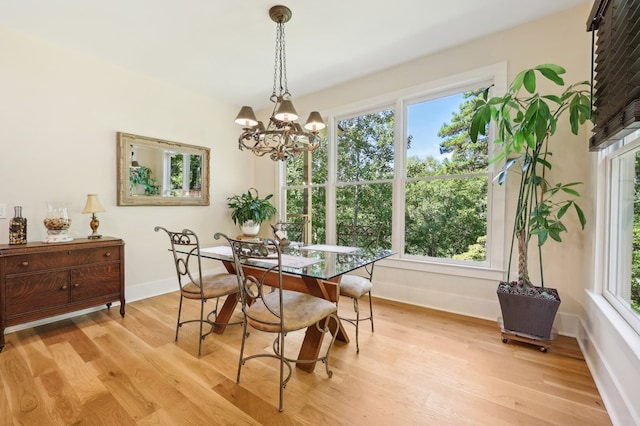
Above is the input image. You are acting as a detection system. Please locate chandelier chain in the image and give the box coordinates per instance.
[272,21,289,100]
[281,23,288,98]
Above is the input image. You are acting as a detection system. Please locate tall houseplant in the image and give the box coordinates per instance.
[227,188,277,235]
[470,64,591,344]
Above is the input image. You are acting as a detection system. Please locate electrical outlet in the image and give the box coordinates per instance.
[0,203,6,219]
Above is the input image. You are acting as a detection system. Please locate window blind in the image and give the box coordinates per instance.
[587,0,640,150]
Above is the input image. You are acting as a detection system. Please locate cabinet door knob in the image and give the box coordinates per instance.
[73,283,80,288]
[61,285,68,290]
[105,252,111,257]
[21,261,29,267]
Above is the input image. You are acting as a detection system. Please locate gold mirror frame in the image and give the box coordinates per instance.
[117,132,210,206]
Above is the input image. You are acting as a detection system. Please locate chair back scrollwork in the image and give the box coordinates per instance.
[154,226,205,297]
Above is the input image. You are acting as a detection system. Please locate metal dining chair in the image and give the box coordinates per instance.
[154,226,240,357]
[273,217,309,243]
[215,232,338,412]
[336,222,383,353]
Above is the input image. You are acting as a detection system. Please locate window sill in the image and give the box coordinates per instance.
[378,255,505,281]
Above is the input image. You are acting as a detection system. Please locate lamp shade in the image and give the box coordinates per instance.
[82,194,105,214]
[274,99,299,122]
[235,106,258,127]
[304,111,326,132]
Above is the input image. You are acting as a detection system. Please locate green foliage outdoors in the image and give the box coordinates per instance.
[336,110,394,247]
[470,64,591,289]
[170,154,202,193]
[405,90,488,258]
[631,152,640,314]
[286,91,489,258]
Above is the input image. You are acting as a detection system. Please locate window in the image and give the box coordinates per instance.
[281,65,506,275]
[336,109,394,248]
[404,91,488,261]
[605,132,640,334]
[163,152,202,197]
[283,140,328,244]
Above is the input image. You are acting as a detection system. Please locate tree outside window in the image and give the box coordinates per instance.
[283,83,492,264]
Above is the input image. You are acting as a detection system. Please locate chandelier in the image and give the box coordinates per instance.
[234,5,325,162]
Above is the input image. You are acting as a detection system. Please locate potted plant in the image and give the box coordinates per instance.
[227,188,277,235]
[130,165,160,195]
[470,64,591,348]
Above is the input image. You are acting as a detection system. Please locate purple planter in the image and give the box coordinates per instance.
[497,282,560,340]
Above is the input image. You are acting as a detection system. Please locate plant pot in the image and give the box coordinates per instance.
[241,220,260,236]
[497,282,560,340]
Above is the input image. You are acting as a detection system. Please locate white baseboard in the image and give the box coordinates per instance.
[372,278,581,337]
[576,293,640,426]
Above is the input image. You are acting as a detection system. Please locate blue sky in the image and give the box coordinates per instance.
[407,92,465,161]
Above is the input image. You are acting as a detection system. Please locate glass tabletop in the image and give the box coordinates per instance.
[198,241,394,280]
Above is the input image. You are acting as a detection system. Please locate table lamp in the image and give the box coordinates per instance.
[81,194,106,239]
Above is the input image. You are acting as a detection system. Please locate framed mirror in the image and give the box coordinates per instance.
[117,132,210,206]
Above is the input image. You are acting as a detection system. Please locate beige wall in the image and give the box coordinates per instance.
[0,27,256,300]
[255,3,593,332]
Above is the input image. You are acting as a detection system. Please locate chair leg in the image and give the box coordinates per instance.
[197,299,206,357]
[176,296,184,342]
[237,321,249,384]
[278,333,285,412]
[321,315,338,378]
[368,290,375,332]
[352,297,361,353]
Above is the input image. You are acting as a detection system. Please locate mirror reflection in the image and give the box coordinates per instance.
[117,132,210,206]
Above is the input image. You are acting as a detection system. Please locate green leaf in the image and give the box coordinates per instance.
[535,66,565,86]
[536,157,552,170]
[535,117,548,146]
[569,96,580,134]
[574,203,587,229]
[557,203,570,219]
[469,110,484,142]
[511,70,526,92]
[523,70,536,93]
[541,94,562,104]
[535,229,549,245]
[561,187,580,196]
[548,230,563,242]
[535,63,566,75]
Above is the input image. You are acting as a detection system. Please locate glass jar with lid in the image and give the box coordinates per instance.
[43,203,73,243]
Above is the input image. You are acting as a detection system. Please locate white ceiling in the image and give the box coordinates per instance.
[0,0,590,109]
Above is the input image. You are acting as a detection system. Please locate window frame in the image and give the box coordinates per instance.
[601,131,640,335]
[279,63,508,280]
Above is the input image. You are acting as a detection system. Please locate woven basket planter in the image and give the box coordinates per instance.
[497,282,560,340]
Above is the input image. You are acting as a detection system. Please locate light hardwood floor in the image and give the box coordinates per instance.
[0,292,611,425]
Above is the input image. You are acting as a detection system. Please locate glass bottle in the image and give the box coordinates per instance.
[9,206,27,245]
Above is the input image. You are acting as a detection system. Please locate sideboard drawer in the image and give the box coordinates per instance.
[71,246,121,266]
[3,251,76,274]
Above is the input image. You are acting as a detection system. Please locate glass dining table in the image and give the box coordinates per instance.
[197,240,394,372]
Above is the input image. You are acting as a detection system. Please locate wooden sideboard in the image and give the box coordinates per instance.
[0,237,125,351]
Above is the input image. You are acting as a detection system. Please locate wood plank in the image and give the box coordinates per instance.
[0,292,612,425]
